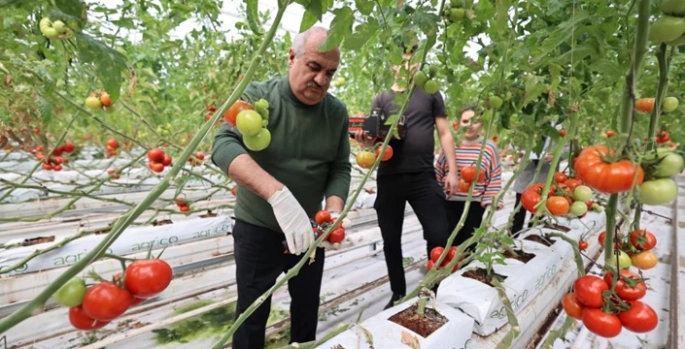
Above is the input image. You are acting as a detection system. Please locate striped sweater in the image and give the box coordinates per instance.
[435,136,503,205]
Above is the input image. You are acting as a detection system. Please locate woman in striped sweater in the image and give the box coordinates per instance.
[435,106,503,252]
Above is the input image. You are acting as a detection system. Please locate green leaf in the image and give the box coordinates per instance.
[0,0,37,7]
[588,58,622,77]
[532,12,590,63]
[54,0,84,19]
[300,10,319,33]
[343,19,379,51]
[37,94,52,124]
[243,0,263,35]
[495,0,510,32]
[412,9,440,36]
[306,0,324,21]
[75,33,128,101]
[318,6,354,52]
[355,0,375,15]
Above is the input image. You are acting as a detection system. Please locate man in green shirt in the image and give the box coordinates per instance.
[211,26,351,349]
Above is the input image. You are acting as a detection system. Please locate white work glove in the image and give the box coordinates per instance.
[268,187,314,255]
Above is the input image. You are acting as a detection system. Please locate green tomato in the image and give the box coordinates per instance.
[618,250,632,269]
[243,128,271,151]
[449,8,465,21]
[573,185,593,202]
[450,0,460,7]
[660,0,685,16]
[423,80,440,94]
[639,178,678,205]
[591,203,603,212]
[654,150,684,178]
[54,277,87,307]
[254,98,269,110]
[487,96,503,109]
[648,15,685,43]
[85,96,102,109]
[666,34,685,46]
[662,96,679,112]
[570,200,588,217]
[236,110,263,136]
[52,20,67,34]
[413,71,428,88]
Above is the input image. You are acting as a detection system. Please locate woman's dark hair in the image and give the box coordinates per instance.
[459,105,482,116]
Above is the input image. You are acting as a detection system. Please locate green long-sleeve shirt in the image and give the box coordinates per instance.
[211,76,352,233]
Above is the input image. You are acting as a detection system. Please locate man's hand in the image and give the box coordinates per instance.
[268,187,315,255]
[444,171,460,197]
[543,153,554,162]
[354,130,377,148]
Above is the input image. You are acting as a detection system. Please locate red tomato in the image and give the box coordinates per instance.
[629,229,657,251]
[100,93,112,107]
[62,142,76,153]
[634,98,655,113]
[458,178,471,193]
[69,306,110,331]
[618,300,658,333]
[149,162,164,173]
[147,148,165,163]
[124,259,174,299]
[427,259,435,270]
[162,154,172,166]
[561,293,584,319]
[82,282,132,321]
[375,145,393,161]
[574,275,609,308]
[546,196,570,216]
[573,145,644,194]
[447,246,457,261]
[606,130,615,138]
[315,210,332,225]
[107,139,119,149]
[578,240,588,250]
[327,228,345,243]
[603,270,646,301]
[521,183,545,213]
[558,129,567,137]
[461,165,484,183]
[656,130,670,144]
[554,171,568,183]
[430,246,445,263]
[224,100,254,127]
[564,178,583,190]
[582,308,622,338]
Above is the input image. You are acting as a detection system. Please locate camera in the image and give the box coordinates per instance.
[348,108,407,141]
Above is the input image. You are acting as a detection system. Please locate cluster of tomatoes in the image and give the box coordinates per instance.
[55,258,173,331]
[427,246,461,273]
[175,196,191,213]
[314,210,346,246]
[355,144,393,169]
[225,99,272,152]
[85,91,114,112]
[562,269,658,338]
[105,138,120,158]
[412,65,442,94]
[647,0,685,46]
[146,147,172,173]
[597,229,659,271]
[637,147,682,206]
[32,142,75,171]
[521,173,601,218]
[457,164,485,193]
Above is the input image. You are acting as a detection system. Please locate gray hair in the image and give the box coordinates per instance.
[292,26,330,57]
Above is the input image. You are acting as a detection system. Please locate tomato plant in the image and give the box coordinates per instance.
[124,259,174,299]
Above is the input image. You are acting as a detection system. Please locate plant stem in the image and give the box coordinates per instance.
[605,0,651,268]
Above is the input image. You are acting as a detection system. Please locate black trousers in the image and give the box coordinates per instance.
[444,200,486,252]
[231,219,325,349]
[374,171,449,295]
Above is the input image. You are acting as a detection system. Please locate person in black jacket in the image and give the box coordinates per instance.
[354,43,459,309]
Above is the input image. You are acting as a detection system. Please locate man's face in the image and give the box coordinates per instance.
[392,52,419,77]
[460,110,482,140]
[288,33,340,106]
